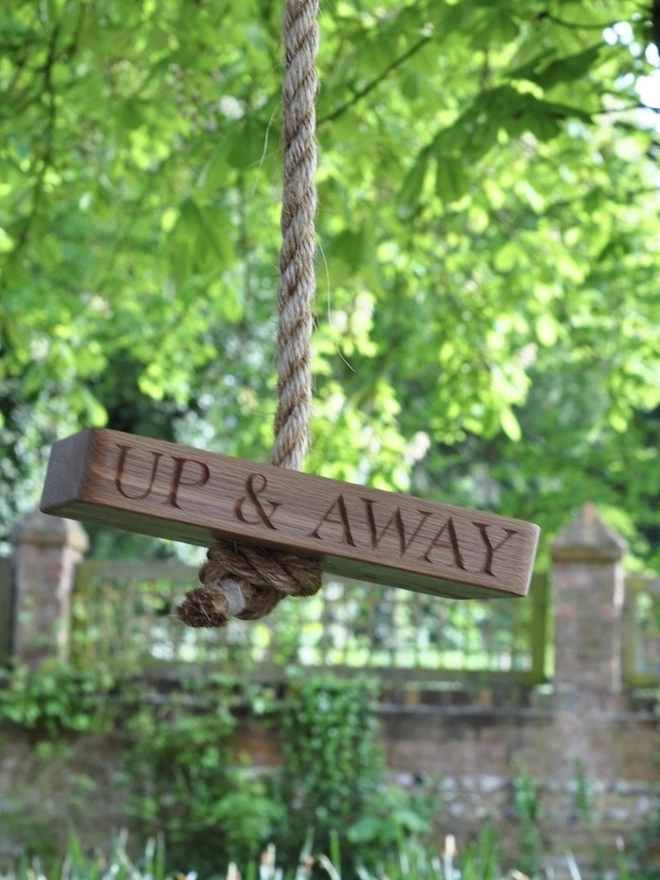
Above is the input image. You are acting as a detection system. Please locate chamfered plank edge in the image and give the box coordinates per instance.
[40,429,99,511]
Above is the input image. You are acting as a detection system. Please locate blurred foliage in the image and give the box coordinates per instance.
[1,662,658,877]
[115,672,283,874]
[277,675,385,862]
[0,665,437,877]
[0,825,648,880]
[1,0,660,565]
[67,564,547,681]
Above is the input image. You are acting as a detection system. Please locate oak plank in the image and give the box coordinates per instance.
[40,429,540,600]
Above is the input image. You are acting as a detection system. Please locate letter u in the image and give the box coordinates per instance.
[114,445,163,500]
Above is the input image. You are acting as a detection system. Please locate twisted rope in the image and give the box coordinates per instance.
[177,541,322,626]
[177,0,321,629]
[272,0,319,471]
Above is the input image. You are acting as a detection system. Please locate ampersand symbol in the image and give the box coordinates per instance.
[234,473,281,530]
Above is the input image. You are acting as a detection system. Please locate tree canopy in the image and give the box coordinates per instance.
[2,0,660,565]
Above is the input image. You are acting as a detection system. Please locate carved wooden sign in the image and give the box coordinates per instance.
[40,429,539,600]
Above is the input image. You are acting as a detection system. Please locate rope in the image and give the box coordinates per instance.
[177,0,321,629]
[272,0,319,470]
[176,541,322,626]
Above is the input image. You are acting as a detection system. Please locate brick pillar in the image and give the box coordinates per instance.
[551,503,627,710]
[11,510,88,667]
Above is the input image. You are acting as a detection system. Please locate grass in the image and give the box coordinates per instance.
[0,829,645,880]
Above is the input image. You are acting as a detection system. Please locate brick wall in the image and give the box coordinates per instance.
[1,504,658,865]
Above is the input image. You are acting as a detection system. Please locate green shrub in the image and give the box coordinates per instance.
[0,665,435,876]
[115,674,281,875]
[278,674,383,841]
[0,662,115,734]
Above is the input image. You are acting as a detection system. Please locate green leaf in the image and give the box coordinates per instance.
[398,147,431,211]
[199,143,233,192]
[347,815,380,843]
[209,277,243,323]
[534,45,603,90]
[118,98,144,132]
[500,407,522,441]
[493,242,519,273]
[435,155,470,203]
[536,313,559,346]
[226,117,270,171]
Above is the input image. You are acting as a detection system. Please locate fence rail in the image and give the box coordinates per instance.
[72,559,549,684]
[623,575,660,687]
[0,556,12,664]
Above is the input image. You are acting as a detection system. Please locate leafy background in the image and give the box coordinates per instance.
[1,0,660,567]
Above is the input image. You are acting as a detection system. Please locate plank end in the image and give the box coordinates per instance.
[40,429,99,515]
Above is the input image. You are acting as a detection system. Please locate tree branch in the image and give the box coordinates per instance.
[317,35,432,126]
[540,12,618,31]
[3,24,61,281]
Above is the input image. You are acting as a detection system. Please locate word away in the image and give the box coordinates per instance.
[41,430,539,599]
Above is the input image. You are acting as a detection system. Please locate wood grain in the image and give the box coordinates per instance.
[40,429,540,600]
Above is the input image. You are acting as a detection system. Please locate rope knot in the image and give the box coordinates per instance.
[177,541,322,628]
[180,0,320,629]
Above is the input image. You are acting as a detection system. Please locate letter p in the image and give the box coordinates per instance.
[167,457,211,509]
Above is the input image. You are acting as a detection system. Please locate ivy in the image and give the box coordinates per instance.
[278,675,383,843]
[0,662,116,735]
[0,664,435,876]
[115,675,281,873]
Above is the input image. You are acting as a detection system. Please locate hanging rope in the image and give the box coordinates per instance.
[177,0,322,628]
[272,0,319,470]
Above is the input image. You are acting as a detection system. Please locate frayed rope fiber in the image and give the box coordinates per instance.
[177,0,321,628]
[177,542,322,628]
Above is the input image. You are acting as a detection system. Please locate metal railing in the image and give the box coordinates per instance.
[72,559,549,685]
